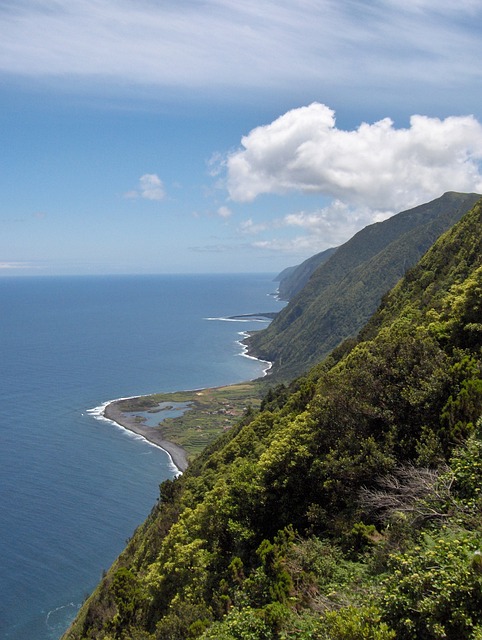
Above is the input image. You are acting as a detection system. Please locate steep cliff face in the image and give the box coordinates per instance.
[247,192,481,380]
[64,199,482,640]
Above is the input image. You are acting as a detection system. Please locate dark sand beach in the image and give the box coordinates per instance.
[104,401,188,472]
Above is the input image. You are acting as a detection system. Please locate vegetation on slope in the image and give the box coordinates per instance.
[247,191,480,380]
[64,199,482,640]
[276,246,338,301]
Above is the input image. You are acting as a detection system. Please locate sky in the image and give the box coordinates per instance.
[2,1,482,275]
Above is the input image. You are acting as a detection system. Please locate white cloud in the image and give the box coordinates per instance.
[238,218,268,236]
[245,202,373,255]
[283,201,369,243]
[217,206,232,219]
[1,1,482,102]
[226,104,482,257]
[0,261,38,270]
[125,174,165,201]
[279,201,396,253]
[227,103,482,211]
[252,236,325,255]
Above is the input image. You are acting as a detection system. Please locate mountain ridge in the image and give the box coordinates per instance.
[246,191,481,379]
[276,246,338,301]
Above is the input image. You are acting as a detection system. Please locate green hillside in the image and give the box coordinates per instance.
[247,191,481,380]
[276,246,338,301]
[64,199,482,639]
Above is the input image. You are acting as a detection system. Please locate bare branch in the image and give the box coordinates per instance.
[360,464,456,525]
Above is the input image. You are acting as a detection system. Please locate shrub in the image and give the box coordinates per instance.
[380,527,482,639]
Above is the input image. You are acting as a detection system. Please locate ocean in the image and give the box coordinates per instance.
[0,273,283,640]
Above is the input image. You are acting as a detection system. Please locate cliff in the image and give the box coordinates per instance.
[64,197,482,639]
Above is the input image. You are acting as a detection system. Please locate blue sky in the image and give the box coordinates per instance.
[2,1,482,275]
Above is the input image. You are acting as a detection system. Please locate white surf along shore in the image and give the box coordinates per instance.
[88,314,274,474]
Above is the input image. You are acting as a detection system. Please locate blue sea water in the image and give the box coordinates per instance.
[0,273,283,640]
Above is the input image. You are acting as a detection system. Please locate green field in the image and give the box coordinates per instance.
[116,382,263,460]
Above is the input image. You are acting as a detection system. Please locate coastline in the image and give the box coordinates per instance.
[237,330,273,376]
[102,401,188,473]
[92,317,274,475]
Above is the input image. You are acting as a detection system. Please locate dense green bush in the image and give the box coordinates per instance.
[381,527,482,639]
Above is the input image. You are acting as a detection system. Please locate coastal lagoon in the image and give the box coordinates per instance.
[0,274,283,639]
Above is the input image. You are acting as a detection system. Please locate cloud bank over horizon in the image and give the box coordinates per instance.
[224,103,482,255]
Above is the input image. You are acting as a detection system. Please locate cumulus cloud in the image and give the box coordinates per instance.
[226,103,482,256]
[282,201,397,252]
[282,201,376,246]
[226,103,482,211]
[125,174,165,201]
[244,201,376,255]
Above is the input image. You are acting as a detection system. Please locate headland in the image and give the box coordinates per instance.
[101,381,264,473]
